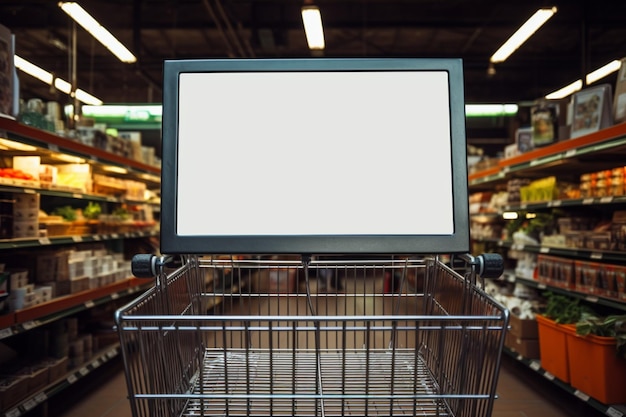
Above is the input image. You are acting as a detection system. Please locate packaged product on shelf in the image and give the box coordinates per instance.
[611,210,626,251]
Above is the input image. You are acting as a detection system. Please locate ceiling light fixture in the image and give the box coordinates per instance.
[545,60,622,99]
[301,5,325,50]
[14,55,103,105]
[58,2,137,63]
[490,7,557,64]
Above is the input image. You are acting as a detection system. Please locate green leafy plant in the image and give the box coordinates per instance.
[577,313,626,359]
[542,291,593,324]
[52,205,77,222]
[83,202,102,220]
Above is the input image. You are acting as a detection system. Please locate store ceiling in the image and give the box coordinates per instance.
[2,1,626,148]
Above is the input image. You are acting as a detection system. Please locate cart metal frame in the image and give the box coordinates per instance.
[116,254,508,417]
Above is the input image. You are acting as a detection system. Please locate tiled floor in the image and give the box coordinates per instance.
[50,353,605,417]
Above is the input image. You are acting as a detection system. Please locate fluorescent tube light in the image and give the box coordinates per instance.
[58,2,137,63]
[490,7,557,64]
[14,55,102,105]
[545,80,583,100]
[545,60,622,99]
[465,104,519,117]
[75,89,103,106]
[301,6,325,50]
[14,56,53,85]
[586,59,622,84]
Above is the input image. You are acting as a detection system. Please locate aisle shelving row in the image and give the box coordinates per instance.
[0,118,161,415]
[2,345,122,417]
[470,122,626,414]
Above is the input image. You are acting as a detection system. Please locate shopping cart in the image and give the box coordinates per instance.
[116,57,509,417]
[116,253,508,417]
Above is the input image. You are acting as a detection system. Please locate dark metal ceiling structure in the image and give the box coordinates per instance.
[2,0,625,106]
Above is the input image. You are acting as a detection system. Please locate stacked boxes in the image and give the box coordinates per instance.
[12,193,39,239]
[1,246,132,305]
[506,314,540,359]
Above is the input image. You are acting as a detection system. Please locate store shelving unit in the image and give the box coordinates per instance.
[469,121,626,415]
[0,116,160,414]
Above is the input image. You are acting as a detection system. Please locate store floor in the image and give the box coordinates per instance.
[50,353,606,417]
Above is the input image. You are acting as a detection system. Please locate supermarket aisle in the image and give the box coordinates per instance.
[50,353,605,417]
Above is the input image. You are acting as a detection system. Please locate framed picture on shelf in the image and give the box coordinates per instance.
[531,104,557,146]
[570,84,613,138]
[613,58,626,124]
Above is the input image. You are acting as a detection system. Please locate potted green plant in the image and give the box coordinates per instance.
[535,292,585,383]
[562,312,626,404]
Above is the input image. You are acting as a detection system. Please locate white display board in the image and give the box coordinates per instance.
[176,71,454,237]
[159,58,469,254]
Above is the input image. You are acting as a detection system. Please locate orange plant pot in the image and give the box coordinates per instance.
[536,314,576,383]
[566,332,626,404]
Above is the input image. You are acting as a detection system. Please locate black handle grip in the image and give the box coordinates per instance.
[477,253,504,279]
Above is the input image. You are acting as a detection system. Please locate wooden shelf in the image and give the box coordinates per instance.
[0,278,151,340]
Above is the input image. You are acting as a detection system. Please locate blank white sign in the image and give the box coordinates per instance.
[176,70,454,236]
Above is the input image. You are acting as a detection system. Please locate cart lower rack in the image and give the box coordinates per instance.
[116,255,509,417]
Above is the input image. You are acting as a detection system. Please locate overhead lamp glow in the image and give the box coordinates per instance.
[490,7,557,64]
[75,89,103,106]
[301,6,325,50]
[586,59,622,84]
[15,55,103,105]
[14,56,53,85]
[465,104,519,117]
[58,2,137,63]
[545,60,622,99]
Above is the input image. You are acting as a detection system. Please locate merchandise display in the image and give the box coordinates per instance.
[469,119,626,413]
[0,117,159,415]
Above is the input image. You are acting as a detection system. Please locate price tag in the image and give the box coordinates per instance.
[551,200,562,207]
[582,198,595,205]
[537,284,547,289]
[529,158,541,166]
[585,295,599,303]
[107,349,118,359]
[34,392,47,403]
[67,374,78,384]
[590,252,603,260]
[539,247,550,254]
[600,196,614,204]
[529,361,541,371]
[111,233,119,239]
[48,144,60,152]
[574,390,590,401]
[72,236,83,243]
[606,407,624,417]
[84,300,96,309]
[0,327,13,339]
[38,237,51,245]
[92,358,101,368]
[22,321,38,330]
[520,204,527,210]
[543,371,555,380]
[72,193,83,199]
[23,188,36,194]
[23,398,38,410]
[79,367,89,376]
[111,292,120,300]
[6,408,21,417]
[93,235,102,241]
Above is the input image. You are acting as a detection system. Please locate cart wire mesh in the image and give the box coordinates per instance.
[116,255,509,417]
